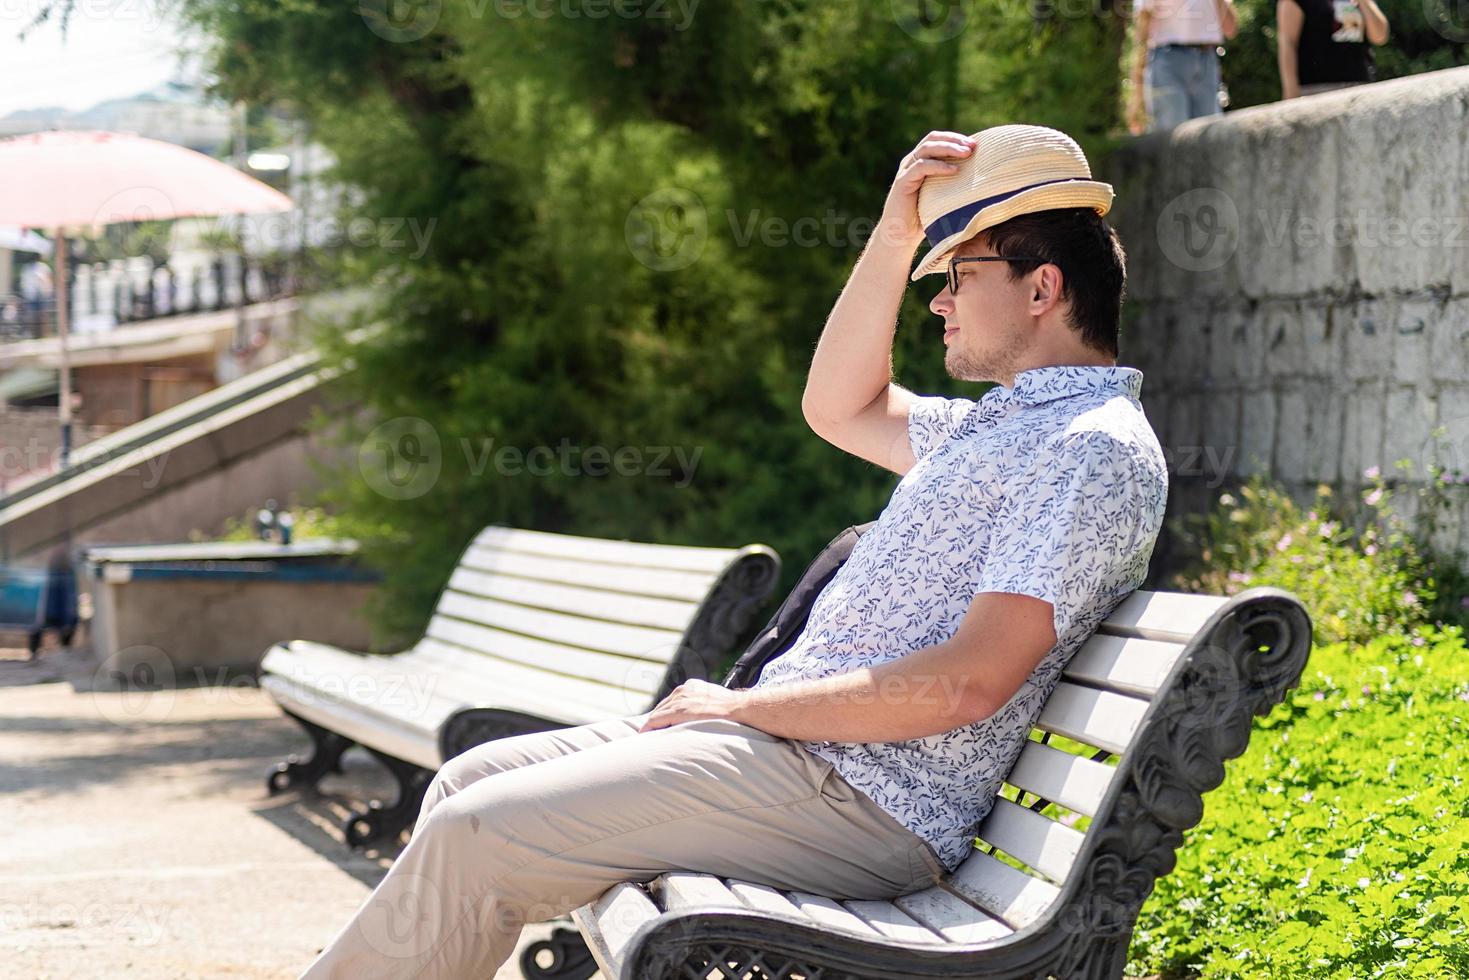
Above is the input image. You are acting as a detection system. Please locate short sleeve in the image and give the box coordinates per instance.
[975,431,1166,644]
[907,395,978,463]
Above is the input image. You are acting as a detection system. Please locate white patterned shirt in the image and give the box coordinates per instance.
[750,365,1168,873]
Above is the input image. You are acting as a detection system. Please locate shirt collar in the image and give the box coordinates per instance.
[981,365,1144,409]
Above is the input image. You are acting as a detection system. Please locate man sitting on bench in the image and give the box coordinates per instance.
[301,124,1169,980]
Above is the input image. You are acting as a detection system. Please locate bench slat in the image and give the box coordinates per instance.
[784,892,889,939]
[1099,591,1227,643]
[447,566,700,632]
[892,886,1014,944]
[945,850,1060,930]
[655,871,743,911]
[421,612,667,694]
[726,880,806,916]
[262,640,641,762]
[411,638,652,720]
[656,875,891,943]
[475,526,744,574]
[458,547,718,602]
[1007,740,1116,818]
[433,592,686,660]
[1065,633,1185,698]
[570,882,660,979]
[842,900,947,944]
[976,799,1085,885]
[727,882,946,945]
[1035,681,1150,756]
[260,641,460,727]
[259,673,442,770]
[261,634,628,730]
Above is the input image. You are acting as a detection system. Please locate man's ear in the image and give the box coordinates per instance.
[1030,265,1062,310]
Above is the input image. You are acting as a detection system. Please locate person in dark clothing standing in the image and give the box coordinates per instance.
[1277,0,1389,98]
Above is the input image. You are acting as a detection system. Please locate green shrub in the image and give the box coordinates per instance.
[210,504,347,543]
[1130,474,1469,976]
[1128,627,1469,978]
[1170,473,1448,645]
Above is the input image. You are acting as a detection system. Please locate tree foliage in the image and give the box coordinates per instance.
[82,0,1123,644]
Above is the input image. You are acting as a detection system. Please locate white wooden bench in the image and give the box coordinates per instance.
[562,582,1312,980]
[258,524,780,847]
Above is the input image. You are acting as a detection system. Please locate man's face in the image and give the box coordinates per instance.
[927,238,1034,384]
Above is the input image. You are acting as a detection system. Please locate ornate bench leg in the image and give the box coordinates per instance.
[267,712,353,796]
[521,925,598,980]
[342,748,432,849]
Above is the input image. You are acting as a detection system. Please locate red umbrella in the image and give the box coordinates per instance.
[0,130,294,465]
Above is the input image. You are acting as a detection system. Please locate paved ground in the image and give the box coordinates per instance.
[0,640,595,979]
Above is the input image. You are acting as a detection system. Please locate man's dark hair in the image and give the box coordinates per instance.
[971,207,1127,358]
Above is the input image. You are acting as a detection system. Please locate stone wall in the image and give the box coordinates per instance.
[1102,65,1469,572]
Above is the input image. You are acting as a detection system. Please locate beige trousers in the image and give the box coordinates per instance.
[300,710,947,979]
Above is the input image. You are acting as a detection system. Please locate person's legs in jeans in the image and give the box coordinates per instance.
[300,714,940,980]
[1145,46,1191,132]
[1188,48,1223,120]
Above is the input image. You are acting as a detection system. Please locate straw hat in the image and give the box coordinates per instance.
[909,124,1114,282]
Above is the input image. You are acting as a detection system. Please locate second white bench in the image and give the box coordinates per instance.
[259,523,780,847]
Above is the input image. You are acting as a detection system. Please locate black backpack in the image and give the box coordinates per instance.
[721,520,877,690]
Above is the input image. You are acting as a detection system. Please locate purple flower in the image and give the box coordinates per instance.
[1364,466,1381,480]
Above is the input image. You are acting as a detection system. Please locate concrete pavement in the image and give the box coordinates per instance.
[0,641,596,979]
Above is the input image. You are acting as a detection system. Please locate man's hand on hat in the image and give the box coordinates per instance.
[878,131,977,250]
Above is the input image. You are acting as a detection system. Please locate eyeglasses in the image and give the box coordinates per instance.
[947,254,1048,295]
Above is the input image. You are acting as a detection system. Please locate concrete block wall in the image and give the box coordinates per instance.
[1103,66,1469,569]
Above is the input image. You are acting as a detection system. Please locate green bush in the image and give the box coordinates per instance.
[1128,626,1469,978]
[1128,475,1469,976]
[210,504,347,543]
[1171,474,1441,646]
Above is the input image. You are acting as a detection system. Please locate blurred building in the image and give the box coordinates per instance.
[0,80,232,153]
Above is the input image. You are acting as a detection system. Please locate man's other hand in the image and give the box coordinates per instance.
[638,679,747,732]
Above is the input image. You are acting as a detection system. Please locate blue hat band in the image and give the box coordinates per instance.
[923,176,1091,247]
